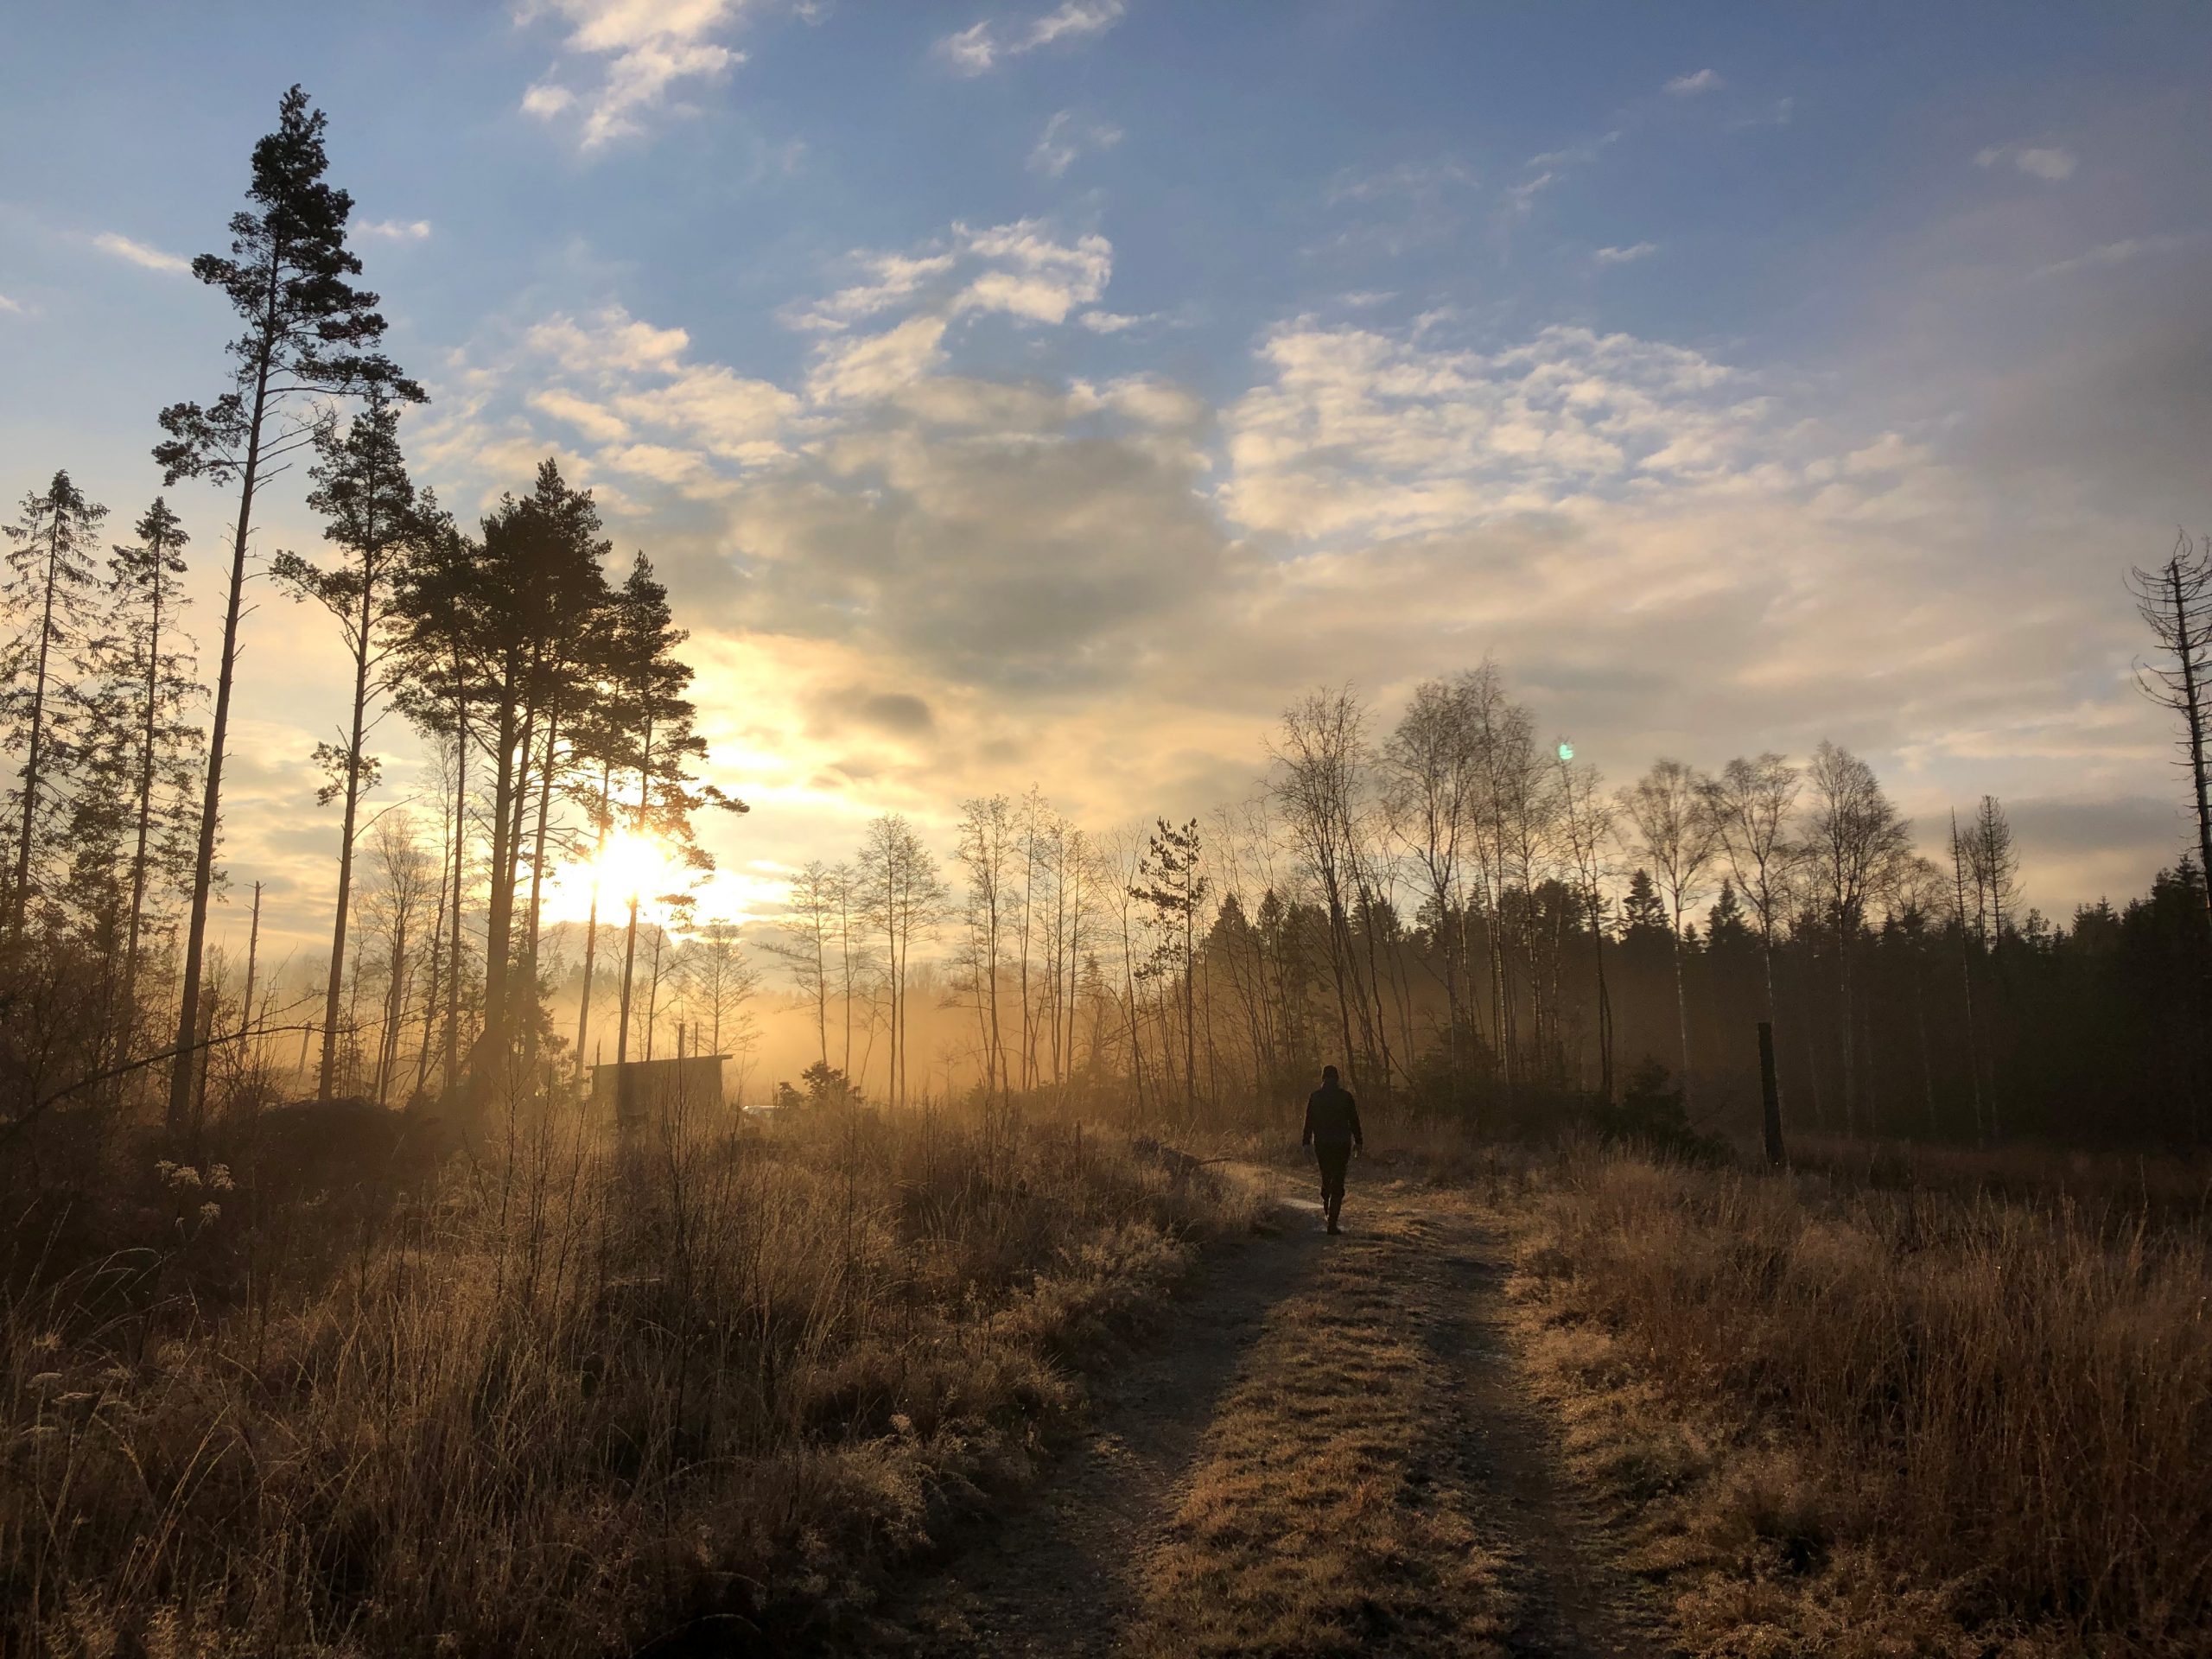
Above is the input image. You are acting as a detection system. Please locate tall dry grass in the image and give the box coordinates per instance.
[1511,1152,2212,1656]
[2,1096,1254,1656]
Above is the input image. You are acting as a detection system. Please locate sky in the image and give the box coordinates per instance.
[3,1,2211,964]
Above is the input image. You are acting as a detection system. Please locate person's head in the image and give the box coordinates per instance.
[1321,1065,1339,1086]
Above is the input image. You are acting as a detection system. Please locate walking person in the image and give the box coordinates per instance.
[1301,1065,1363,1235]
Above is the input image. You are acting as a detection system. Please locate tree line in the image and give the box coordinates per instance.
[765,656,2209,1151]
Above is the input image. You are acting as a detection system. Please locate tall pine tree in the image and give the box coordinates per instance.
[270,390,421,1100]
[155,84,420,1133]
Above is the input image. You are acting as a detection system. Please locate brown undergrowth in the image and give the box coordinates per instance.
[1503,1149,2212,1658]
[2,1098,1258,1657]
[1134,1198,1512,1658]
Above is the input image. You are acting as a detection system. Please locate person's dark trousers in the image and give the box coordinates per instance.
[1315,1143,1351,1231]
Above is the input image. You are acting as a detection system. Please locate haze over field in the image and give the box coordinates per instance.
[4,2,2210,961]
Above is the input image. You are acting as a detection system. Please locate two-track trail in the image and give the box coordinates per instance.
[870,1169,1675,1657]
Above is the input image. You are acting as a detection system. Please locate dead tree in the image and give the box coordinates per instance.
[2128,534,2212,929]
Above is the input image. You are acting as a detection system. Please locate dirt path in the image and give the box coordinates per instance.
[874,1170,1674,1657]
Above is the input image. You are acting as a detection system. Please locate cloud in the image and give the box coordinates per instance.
[0,293,24,316]
[808,315,950,402]
[1505,171,1558,215]
[791,219,1113,337]
[1594,241,1657,265]
[1220,319,1788,542]
[805,684,938,739]
[2033,232,2206,279]
[954,222,1112,322]
[1325,156,1478,206]
[93,231,190,274]
[934,0,1123,74]
[522,80,576,117]
[530,386,632,442]
[518,0,748,149]
[1665,68,1723,97]
[1077,308,1154,334]
[386,193,2180,925]
[528,305,691,375]
[358,218,434,241]
[1975,142,2078,181]
[935,21,997,73]
[1028,110,1123,177]
[523,305,798,458]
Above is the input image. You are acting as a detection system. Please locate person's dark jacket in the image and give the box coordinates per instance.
[1301,1083,1363,1149]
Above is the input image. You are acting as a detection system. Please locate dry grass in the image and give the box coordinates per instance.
[1134,1201,1511,1657]
[1,1098,1257,1656]
[1505,1150,2212,1658]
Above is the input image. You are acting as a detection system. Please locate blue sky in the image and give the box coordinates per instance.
[4,1,2210,955]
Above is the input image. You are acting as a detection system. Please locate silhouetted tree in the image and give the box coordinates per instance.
[1618,760,1717,1103]
[270,389,422,1099]
[154,84,420,1133]
[68,497,200,1052]
[2130,533,2212,930]
[3,471,106,935]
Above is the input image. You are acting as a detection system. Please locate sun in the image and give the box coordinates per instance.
[539,829,696,925]
[593,830,690,903]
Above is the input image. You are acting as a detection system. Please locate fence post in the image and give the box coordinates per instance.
[1758,1020,1786,1168]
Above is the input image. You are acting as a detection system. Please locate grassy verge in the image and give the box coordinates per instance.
[3,1100,1257,1656]
[1503,1150,2212,1658]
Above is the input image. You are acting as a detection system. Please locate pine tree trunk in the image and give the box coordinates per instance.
[519,709,559,1070]
[574,762,612,1084]
[120,533,165,1052]
[168,317,275,1137]
[2171,557,2212,931]
[615,715,655,1065]
[316,592,375,1101]
[442,696,468,1092]
[475,685,521,1086]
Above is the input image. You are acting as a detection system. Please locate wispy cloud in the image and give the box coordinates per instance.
[93,231,190,273]
[787,219,1113,335]
[1595,241,1657,265]
[1028,110,1122,178]
[0,293,24,316]
[1732,95,1796,130]
[1077,308,1153,334]
[1665,67,1723,97]
[1325,156,1477,207]
[518,0,748,150]
[935,1,1123,75]
[1505,171,1558,216]
[1976,142,2078,181]
[2033,232,2205,279]
[358,218,434,241]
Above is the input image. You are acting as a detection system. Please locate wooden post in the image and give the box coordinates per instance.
[1758,1020,1786,1168]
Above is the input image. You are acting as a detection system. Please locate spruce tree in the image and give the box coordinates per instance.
[1,471,108,935]
[68,498,201,1040]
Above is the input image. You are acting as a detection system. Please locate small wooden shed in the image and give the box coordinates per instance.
[591,1054,728,1128]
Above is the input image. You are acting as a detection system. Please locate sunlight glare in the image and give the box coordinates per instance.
[590,830,686,905]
